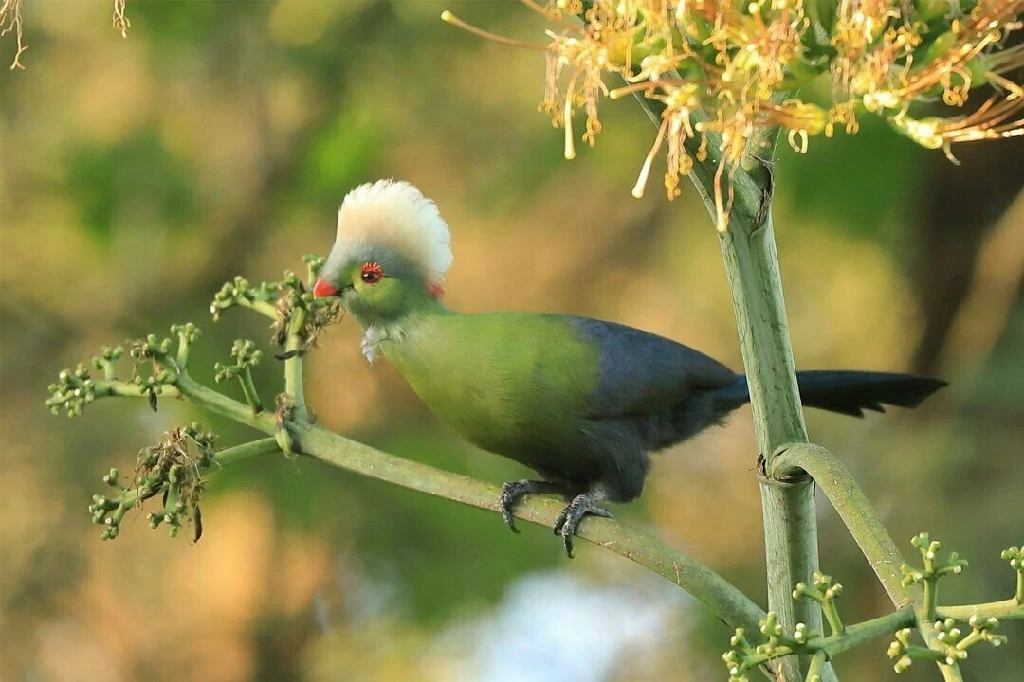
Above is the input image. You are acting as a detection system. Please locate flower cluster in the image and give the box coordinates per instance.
[444,0,1023,227]
[88,424,216,542]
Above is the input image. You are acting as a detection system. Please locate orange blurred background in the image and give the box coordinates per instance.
[1,2,1022,681]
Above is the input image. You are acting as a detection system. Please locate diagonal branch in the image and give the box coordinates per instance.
[770,443,967,681]
[290,421,767,633]
[770,443,914,608]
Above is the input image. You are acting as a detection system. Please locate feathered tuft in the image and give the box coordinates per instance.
[334,179,453,284]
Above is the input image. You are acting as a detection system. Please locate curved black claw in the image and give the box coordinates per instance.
[553,493,613,559]
[499,479,562,533]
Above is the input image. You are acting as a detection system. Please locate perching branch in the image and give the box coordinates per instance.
[49,264,766,637]
[294,421,767,633]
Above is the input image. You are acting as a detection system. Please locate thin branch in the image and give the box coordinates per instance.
[106,438,280,511]
[770,443,966,680]
[237,368,264,415]
[236,298,279,320]
[939,600,1024,621]
[817,609,913,658]
[770,443,914,608]
[103,381,180,400]
[213,438,280,467]
[176,373,276,433]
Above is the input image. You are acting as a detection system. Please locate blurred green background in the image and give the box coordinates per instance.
[1,2,1022,681]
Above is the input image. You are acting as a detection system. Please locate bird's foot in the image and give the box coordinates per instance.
[553,492,613,559]
[499,479,562,533]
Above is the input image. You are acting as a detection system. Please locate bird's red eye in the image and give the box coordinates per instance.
[360,262,384,285]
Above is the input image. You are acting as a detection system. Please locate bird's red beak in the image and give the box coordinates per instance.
[313,278,339,298]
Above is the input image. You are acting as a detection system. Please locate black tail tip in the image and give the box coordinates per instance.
[897,376,949,407]
[795,370,949,418]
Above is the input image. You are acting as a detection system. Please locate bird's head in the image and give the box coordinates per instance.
[313,180,452,327]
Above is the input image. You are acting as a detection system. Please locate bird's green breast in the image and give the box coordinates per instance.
[379,312,599,463]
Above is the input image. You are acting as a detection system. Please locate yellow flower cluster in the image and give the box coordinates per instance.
[444,0,1023,222]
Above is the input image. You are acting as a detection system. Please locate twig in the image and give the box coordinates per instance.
[770,443,967,680]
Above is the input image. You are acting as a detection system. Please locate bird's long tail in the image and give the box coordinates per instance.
[716,371,947,417]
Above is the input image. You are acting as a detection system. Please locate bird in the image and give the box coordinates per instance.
[312,179,947,557]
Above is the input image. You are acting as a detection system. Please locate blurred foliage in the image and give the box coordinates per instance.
[1,2,1022,681]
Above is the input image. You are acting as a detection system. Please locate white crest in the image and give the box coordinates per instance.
[334,179,452,283]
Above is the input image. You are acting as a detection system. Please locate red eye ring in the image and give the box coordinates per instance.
[360,261,384,285]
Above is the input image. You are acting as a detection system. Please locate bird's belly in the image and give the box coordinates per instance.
[379,324,599,473]
[412,376,568,456]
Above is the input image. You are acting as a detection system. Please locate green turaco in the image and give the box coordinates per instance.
[312,179,946,557]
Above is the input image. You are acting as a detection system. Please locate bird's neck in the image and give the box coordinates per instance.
[351,295,454,363]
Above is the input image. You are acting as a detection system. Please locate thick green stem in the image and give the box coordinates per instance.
[923,579,938,622]
[713,166,822,681]
[759,475,822,679]
[628,78,826,682]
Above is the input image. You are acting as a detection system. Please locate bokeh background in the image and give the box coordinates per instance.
[1,2,1022,681]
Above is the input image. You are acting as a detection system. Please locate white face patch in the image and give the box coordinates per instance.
[330,179,453,286]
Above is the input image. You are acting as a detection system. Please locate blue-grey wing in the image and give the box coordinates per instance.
[570,316,738,419]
